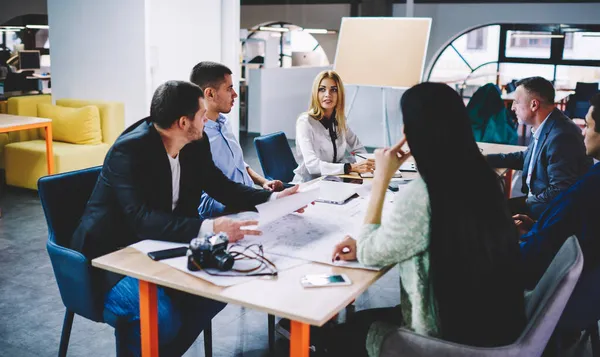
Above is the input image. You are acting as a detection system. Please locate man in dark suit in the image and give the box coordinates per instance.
[487,77,591,219]
[514,94,600,347]
[72,80,299,356]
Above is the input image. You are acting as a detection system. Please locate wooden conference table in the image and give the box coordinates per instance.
[92,142,526,357]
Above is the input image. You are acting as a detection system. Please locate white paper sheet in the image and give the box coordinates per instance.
[255,185,320,227]
[130,240,308,287]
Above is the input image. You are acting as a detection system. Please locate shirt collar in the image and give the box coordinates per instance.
[531,111,552,140]
[204,114,227,130]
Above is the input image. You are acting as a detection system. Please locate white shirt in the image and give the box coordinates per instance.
[167,154,180,211]
[526,113,551,197]
[168,153,216,237]
[293,113,367,182]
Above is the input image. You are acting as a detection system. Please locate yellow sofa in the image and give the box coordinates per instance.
[4,97,125,190]
[0,95,52,168]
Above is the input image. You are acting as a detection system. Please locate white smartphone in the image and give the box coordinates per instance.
[300,274,352,288]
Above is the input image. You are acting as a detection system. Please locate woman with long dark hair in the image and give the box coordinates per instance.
[329,82,525,357]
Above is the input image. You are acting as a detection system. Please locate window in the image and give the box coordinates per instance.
[564,32,574,50]
[506,31,552,59]
[555,66,600,90]
[467,28,487,50]
[563,32,600,61]
[499,63,554,85]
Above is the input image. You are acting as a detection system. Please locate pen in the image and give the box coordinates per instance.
[355,153,368,160]
[332,246,352,263]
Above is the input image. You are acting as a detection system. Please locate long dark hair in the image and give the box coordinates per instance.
[401,83,525,346]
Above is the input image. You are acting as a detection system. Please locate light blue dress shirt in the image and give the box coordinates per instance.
[198,114,255,219]
[526,114,550,197]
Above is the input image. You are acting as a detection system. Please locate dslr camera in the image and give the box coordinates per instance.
[187,232,234,271]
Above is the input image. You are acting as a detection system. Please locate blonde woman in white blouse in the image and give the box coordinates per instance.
[293,70,374,182]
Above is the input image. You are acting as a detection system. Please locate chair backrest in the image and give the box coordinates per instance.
[574,82,600,100]
[379,237,583,357]
[254,131,298,183]
[513,236,583,356]
[39,166,104,322]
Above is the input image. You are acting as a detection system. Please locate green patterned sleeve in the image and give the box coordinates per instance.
[356,178,430,267]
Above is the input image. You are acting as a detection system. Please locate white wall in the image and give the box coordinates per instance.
[146,0,222,95]
[345,85,406,148]
[247,66,328,137]
[0,0,47,25]
[48,0,239,129]
[47,0,149,125]
[241,4,350,64]
[391,3,600,79]
[221,0,241,136]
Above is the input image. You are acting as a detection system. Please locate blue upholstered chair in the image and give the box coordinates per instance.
[566,82,600,119]
[254,132,298,184]
[39,167,127,356]
[39,167,213,357]
[379,236,583,357]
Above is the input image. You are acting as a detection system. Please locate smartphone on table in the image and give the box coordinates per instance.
[147,246,188,261]
[300,274,352,288]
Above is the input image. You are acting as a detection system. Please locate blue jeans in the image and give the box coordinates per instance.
[104,277,226,357]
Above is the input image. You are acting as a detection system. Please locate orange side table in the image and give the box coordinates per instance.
[0,114,53,217]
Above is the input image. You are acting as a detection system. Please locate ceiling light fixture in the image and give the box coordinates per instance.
[26,25,49,29]
[511,34,564,39]
[302,28,337,34]
[259,26,288,33]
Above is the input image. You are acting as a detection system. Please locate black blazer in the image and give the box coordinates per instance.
[71,118,271,293]
[487,109,592,218]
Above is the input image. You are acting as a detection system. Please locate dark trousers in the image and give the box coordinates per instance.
[104,276,226,357]
[325,306,403,356]
[508,196,530,216]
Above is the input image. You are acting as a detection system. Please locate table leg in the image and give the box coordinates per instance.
[504,169,513,199]
[139,280,159,357]
[44,124,54,174]
[290,320,309,357]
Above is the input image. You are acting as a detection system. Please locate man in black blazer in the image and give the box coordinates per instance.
[72,81,299,356]
[487,77,591,219]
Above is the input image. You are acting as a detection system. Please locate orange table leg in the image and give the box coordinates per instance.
[139,280,159,357]
[290,320,310,357]
[44,124,54,174]
[504,169,513,199]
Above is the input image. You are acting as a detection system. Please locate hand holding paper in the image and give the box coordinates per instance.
[255,185,320,227]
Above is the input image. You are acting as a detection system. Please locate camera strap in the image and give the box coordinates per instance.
[190,244,279,277]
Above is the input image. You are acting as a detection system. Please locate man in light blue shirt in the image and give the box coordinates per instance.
[190,62,284,219]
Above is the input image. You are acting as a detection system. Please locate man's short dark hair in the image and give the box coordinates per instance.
[516,76,555,105]
[150,80,203,129]
[590,93,600,133]
[189,61,232,91]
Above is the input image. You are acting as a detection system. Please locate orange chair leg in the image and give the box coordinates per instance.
[139,280,159,357]
[290,320,310,357]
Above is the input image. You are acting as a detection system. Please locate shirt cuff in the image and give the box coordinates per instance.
[199,219,214,237]
[268,192,277,201]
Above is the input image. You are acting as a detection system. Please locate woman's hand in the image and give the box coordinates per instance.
[351,159,375,174]
[374,138,412,182]
[332,235,358,262]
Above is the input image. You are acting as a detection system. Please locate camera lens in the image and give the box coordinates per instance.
[212,250,234,271]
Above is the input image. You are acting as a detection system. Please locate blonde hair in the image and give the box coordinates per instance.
[307,70,347,134]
